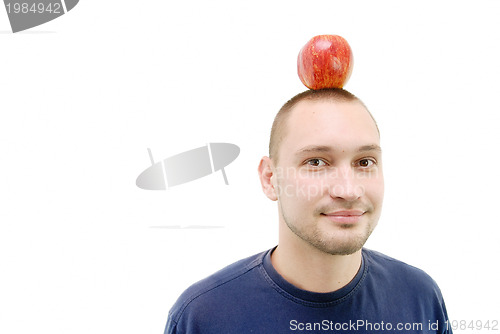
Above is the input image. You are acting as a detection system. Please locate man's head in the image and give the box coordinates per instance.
[258,88,384,256]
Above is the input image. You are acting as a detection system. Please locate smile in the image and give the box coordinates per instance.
[321,210,365,224]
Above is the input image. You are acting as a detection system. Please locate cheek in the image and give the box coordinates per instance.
[276,173,326,202]
[293,175,328,201]
[361,173,384,203]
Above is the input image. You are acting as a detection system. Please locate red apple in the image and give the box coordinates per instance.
[297,35,354,89]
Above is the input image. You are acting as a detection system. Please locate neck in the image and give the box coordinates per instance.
[271,224,362,293]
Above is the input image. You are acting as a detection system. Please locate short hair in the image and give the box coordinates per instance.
[268,88,379,162]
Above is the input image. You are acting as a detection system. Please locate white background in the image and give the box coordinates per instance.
[1,1,499,333]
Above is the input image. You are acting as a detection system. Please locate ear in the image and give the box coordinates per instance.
[258,156,278,201]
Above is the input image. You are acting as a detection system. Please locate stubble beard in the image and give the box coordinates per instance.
[280,202,377,256]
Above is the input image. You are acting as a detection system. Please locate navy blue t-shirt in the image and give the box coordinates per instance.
[165,248,452,334]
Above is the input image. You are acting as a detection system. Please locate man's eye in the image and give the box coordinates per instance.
[306,159,327,167]
[357,158,375,168]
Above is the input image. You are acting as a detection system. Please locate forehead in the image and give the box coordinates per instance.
[282,99,380,154]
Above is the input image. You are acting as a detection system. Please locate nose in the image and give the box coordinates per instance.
[327,166,363,201]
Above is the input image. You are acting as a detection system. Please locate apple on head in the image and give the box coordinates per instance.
[297,35,354,90]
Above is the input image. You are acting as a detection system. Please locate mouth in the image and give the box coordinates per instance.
[321,210,365,224]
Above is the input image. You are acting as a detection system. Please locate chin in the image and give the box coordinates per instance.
[313,223,375,255]
[313,236,367,256]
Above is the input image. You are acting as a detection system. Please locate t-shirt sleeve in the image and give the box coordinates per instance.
[164,312,178,334]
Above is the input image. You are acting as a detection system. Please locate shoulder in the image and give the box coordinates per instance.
[363,248,443,295]
[166,249,268,329]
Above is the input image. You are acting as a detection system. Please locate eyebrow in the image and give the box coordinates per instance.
[296,145,333,155]
[357,144,382,153]
[296,144,382,155]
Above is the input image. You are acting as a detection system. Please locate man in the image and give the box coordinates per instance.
[164,88,452,334]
